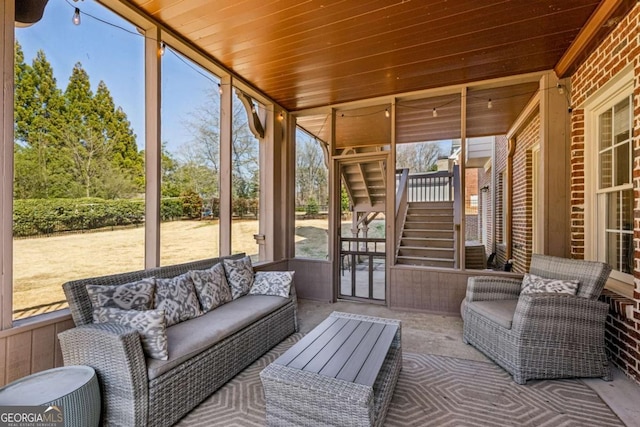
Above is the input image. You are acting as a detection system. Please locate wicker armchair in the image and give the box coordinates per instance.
[462,254,612,384]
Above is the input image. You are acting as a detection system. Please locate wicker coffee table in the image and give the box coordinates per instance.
[260,311,401,427]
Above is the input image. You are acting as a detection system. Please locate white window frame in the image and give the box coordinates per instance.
[584,66,634,284]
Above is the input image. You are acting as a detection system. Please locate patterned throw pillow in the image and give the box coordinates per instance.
[189,263,233,312]
[87,278,155,311]
[249,271,295,298]
[154,273,204,326]
[223,256,254,299]
[520,273,579,295]
[93,307,169,360]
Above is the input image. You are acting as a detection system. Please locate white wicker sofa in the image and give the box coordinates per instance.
[58,254,297,426]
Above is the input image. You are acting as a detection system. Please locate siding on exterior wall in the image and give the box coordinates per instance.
[0,315,73,386]
[570,3,640,384]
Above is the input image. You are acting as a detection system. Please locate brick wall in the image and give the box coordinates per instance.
[512,114,539,273]
[494,135,508,267]
[570,3,640,384]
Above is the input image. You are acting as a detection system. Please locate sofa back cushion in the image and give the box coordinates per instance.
[63,254,245,326]
[223,256,255,299]
[94,307,169,360]
[86,278,155,311]
[189,263,232,312]
[249,271,295,298]
[154,273,203,326]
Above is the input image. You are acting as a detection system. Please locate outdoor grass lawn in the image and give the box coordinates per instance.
[12,218,332,318]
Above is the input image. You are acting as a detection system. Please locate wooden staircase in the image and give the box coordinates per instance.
[396,201,455,268]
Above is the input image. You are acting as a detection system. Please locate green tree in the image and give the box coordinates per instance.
[14,44,71,198]
[62,63,142,198]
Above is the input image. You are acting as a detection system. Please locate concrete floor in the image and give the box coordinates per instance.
[297,298,640,427]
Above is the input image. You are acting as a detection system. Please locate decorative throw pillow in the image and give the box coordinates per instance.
[249,271,295,298]
[86,278,155,311]
[189,263,233,312]
[223,256,254,299]
[154,273,203,326]
[520,273,579,295]
[93,307,168,360]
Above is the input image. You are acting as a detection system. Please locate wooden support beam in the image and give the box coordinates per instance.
[357,163,373,206]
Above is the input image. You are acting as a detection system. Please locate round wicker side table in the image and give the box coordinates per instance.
[0,365,100,427]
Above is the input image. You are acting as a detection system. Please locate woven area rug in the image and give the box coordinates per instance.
[176,334,623,427]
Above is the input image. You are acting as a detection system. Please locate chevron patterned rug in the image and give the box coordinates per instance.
[176,333,623,427]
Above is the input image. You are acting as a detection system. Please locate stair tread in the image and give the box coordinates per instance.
[399,246,454,251]
[397,256,455,262]
[401,237,454,241]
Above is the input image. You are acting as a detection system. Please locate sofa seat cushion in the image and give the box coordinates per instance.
[147,295,290,380]
[467,299,518,329]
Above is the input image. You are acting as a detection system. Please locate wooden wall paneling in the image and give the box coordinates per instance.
[30,325,55,373]
[254,260,289,271]
[390,266,519,315]
[0,338,6,386]
[6,331,32,383]
[288,259,332,302]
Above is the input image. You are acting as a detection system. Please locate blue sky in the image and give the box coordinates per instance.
[15,0,217,154]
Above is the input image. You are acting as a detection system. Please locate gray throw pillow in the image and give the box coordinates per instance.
[249,271,294,298]
[86,278,155,311]
[189,263,233,312]
[154,273,203,326]
[93,307,169,360]
[223,256,254,299]
[521,273,579,295]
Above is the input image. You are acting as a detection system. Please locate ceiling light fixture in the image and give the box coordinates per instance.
[72,8,81,25]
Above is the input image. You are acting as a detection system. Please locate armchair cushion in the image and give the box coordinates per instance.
[520,273,579,296]
[467,300,518,329]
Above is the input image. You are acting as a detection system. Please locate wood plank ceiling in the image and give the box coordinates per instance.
[129,0,634,143]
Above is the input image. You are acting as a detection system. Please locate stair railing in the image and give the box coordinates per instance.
[406,170,454,202]
[395,168,410,260]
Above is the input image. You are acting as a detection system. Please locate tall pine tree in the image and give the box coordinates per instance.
[14,43,70,198]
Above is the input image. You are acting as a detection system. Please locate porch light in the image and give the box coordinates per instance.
[159,42,166,56]
[487,99,493,109]
[432,108,438,117]
[385,108,390,118]
[72,8,81,25]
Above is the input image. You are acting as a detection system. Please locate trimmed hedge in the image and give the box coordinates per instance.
[13,196,202,237]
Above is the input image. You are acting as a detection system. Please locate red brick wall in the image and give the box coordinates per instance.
[570,3,640,384]
[512,114,540,273]
[494,136,508,267]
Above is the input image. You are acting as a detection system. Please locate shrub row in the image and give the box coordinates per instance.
[13,197,203,237]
